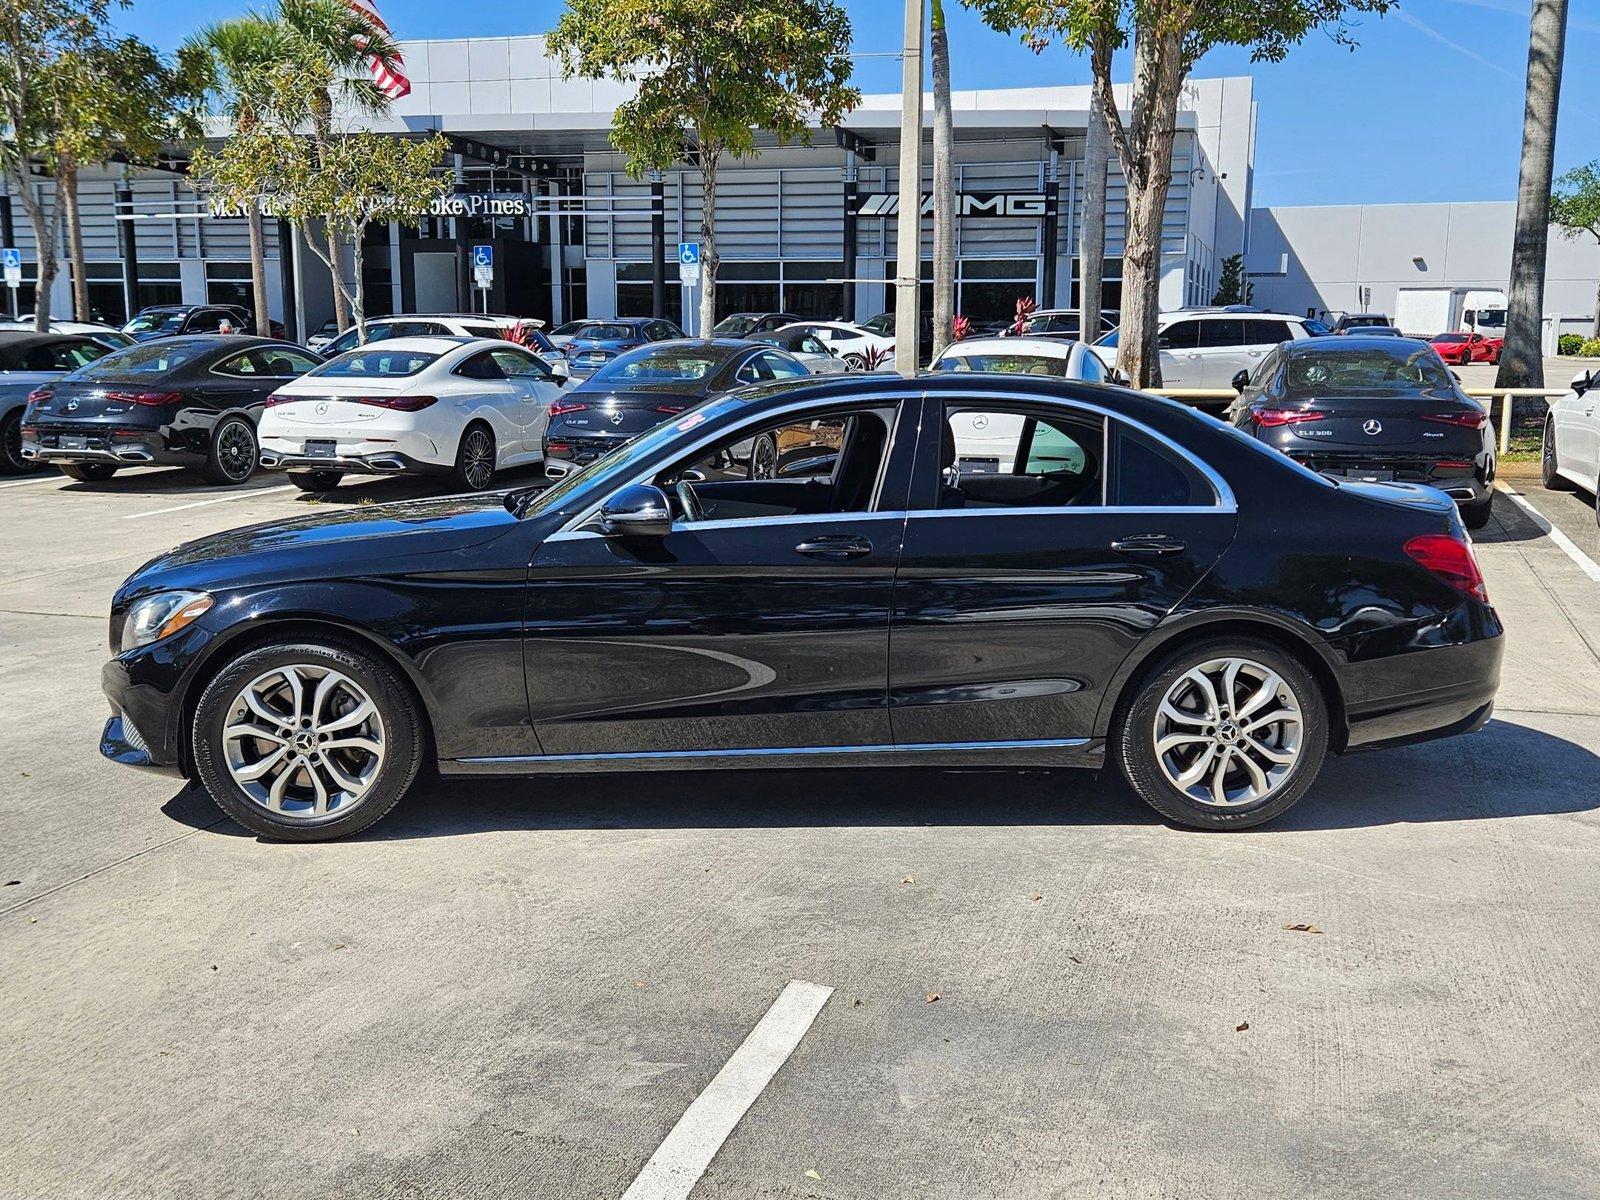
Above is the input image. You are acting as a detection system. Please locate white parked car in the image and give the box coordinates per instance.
[315,313,566,378]
[0,316,134,349]
[749,326,851,373]
[258,337,564,492]
[1090,307,1319,389]
[1542,367,1600,512]
[777,320,894,369]
[932,336,1112,470]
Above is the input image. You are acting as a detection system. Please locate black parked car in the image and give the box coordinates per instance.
[0,332,121,472]
[21,336,322,484]
[124,304,286,342]
[543,339,808,469]
[100,372,1502,842]
[1228,335,1495,529]
[711,312,803,338]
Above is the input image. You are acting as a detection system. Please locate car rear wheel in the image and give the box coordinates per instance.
[748,434,778,479]
[1117,638,1329,830]
[60,463,118,482]
[191,637,424,841]
[288,469,344,492]
[0,409,41,474]
[202,415,258,485]
[452,423,496,491]
[1542,420,1574,490]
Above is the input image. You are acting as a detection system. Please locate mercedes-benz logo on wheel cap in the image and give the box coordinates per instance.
[1363,419,1383,436]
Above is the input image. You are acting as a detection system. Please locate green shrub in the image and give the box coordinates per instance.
[1581,337,1600,358]
[1559,333,1585,355]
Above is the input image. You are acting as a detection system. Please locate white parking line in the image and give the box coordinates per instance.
[619,979,833,1200]
[1496,482,1600,583]
[122,485,293,520]
[0,474,64,491]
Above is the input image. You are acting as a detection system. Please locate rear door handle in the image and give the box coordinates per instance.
[1111,534,1187,556]
[795,535,872,560]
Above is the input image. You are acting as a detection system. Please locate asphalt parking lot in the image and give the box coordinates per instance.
[3,462,1600,1199]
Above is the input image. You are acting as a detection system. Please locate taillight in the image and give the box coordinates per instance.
[1251,405,1325,427]
[26,387,52,404]
[655,404,685,415]
[1404,533,1488,602]
[550,400,587,417]
[264,392,291,407]
[352,395,436,412]
[104,390,182,406]
[1422,410,1488,429]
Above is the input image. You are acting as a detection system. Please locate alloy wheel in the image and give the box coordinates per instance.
[462,428,494,489]
[217,420,256,482]
[750,437,777,479]
[222,664,386,819]
[1151,656,1303,808]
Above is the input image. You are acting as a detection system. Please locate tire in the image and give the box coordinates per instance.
[0,408,41,474]
[1542,419,1574,490]
[288,470,343,492]
[201,414,258,485]
[1116,637,1329,830]
[1461,495,1493,530]
[60,463,118,482]
[748,433,778,479]
[452,422,496,491]
[191,636,425,842]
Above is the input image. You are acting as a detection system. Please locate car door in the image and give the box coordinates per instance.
[488,347,559,459]
[888,394,1238,747]
[452,349,523,459]
[522,395,915,756]
[205,348,283,413]
[1558,375,1600,485]
[1155,318,1204,387]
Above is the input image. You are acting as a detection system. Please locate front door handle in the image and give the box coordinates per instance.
[1111,534,1187,556]
[795,535,872,560]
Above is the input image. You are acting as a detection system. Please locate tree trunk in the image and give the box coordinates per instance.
[1498,0,1568,388]
[247,203,270,336]
[7,164,61,332]
[1592,272,1599,339]
[324,219,350,331]
[62,161,89,322]
[352,231,366,341]
[930,0,955,357]
[1078,63,1109,347]
[698,144,719,337]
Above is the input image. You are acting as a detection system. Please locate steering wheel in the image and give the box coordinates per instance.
[675,479,704,523]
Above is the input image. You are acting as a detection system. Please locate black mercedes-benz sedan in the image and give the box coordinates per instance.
[542,339,808,470]
[100,372,1502,841]
[1228,335,1495,528]
[21,336,322,484]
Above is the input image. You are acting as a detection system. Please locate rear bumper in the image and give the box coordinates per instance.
[1340,620,1503,752]
[259,432,450,477]
[1286,454,1490,505]
[21,427,197,468]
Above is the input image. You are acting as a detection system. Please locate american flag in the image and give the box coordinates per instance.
[345,0,410,100]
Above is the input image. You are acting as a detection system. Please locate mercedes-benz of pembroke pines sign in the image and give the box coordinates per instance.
[854,192,1048,218]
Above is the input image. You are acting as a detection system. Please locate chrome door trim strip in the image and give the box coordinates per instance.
[456,736,1091,766]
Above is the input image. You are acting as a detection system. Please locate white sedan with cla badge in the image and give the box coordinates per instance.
[258,337,564,492]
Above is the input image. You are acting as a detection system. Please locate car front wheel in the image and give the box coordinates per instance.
[1117,638,1329,830]
[453,423,496,491]
[191,637,424,841]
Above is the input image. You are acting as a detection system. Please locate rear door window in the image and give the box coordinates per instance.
[1109,423,1216,507]
[1158,321,1201,350]
[1196,319,1245,348]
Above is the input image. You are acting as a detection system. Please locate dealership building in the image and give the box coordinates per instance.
[0,33,1258,339]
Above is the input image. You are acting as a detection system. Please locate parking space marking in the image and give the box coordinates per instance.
[1495,482,1600,583]
[0,474,64,491]
[122,485,294,520]
[619,979,833,1200]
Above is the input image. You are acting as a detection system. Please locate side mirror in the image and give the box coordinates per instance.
[550,358,571,383]
[1108,367,1128,386]
[1231,369,1251,393]
[1571,369,1591,396]
[600,483,672,538]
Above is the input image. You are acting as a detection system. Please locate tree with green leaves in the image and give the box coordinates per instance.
[1551,161,1600,337]
[971,0,1388,387]
[1210,252,1251,306]
[931,0,955,357]
[549,0,858,335]
[185,14,297,336]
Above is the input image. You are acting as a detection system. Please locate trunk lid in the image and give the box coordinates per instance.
[1283,390,1485,454]
[266,381,416,427]
[28,377,177,424]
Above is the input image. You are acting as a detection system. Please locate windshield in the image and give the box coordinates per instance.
[515,396,748,518]
[1473,308,1507,326]
[310,348,438,378]
[592,346,723,384]
[712,315,758,336]
[124,310,185,335]
[551,321,587,336]
[860,313,893,335]
[574,323,634,342]
[935,352,1067,377]
[1303,318,1332,336]
[1287,346,1454,391]
[73,341,203,378]
[1432,333,1467,343]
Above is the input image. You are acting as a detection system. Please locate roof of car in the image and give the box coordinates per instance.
[1285,333,1432,352]
[333,335,490,354]
[0,331,89,348]
[939,336,1075,357]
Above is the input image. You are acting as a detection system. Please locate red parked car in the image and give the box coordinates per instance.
[1429,331,1501,365]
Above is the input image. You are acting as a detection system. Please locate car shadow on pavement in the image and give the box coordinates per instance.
[296,466,552,507]
[158,716,1599,842]
[1472,491,1547,545]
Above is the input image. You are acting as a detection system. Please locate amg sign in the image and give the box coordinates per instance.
[855,192,1048,219]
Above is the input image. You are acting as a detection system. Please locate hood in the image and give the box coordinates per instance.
[119,491,524,599]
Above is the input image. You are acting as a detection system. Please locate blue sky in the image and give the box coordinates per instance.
[121,0,1599,208]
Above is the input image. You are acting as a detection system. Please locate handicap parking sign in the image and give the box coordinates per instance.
[678,242,699,267]
[1,248,19,288]
[471,244,493,269]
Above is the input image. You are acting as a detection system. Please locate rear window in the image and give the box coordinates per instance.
[934,352,1067,377]
[124,310,185,336]
[74,341,205,378]
[311,349,439,378]
[1286,345,1454,391]
[576,323,634,341]
[712,315,758,336]
[594,346,723,383]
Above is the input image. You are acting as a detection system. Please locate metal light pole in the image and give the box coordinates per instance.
[895,0,926,377]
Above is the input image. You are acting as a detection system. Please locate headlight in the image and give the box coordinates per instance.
[121,590,214,653]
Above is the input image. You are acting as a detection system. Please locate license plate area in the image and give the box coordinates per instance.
[304,439,336,458]
[61,435,88,450]
[1337,466,1393,483]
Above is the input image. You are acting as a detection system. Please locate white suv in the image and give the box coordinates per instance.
[1091,308,1318,389]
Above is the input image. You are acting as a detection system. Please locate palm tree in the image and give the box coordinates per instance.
[930,0,954,357]
[1498,0,1569,389]
[185,16,291,336]
[273,0,404,332]
[1077,31,1113,346]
